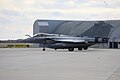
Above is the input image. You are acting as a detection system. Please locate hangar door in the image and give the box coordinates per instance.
[38,22,49,33]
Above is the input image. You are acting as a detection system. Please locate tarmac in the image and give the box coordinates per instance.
[0,48,120,80]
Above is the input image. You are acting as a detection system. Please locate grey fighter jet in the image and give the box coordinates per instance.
[1,33,108,51]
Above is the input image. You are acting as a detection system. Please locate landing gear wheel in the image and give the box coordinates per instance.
[78,48,82,51]
[68,48,74,51]
[83,47,88,50]
[43,48,45,51]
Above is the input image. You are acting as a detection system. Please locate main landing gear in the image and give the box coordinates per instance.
[68,47,88,52]
[42,47,88,51]
[83,47,88,50]
[78,48,82,51]
[68,48,74,51]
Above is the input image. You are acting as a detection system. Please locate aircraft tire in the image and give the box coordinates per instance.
[83,47,88,50]
[43,48,45,51]
[68,48,74,51]
[78,48,82,51]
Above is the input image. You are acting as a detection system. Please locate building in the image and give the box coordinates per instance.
[33,19,120,48]
[0,43,32,48]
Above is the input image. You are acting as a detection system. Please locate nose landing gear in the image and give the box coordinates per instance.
[43,48,45,51]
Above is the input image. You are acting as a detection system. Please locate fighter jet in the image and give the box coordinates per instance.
[1,33,108,51]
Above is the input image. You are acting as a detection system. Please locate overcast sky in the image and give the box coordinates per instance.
[0,0,120,40]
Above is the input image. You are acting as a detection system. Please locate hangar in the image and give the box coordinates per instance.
[33,19,120,48]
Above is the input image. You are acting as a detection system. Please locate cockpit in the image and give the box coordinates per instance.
[33,33,58,37]
[33,33,68,37]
